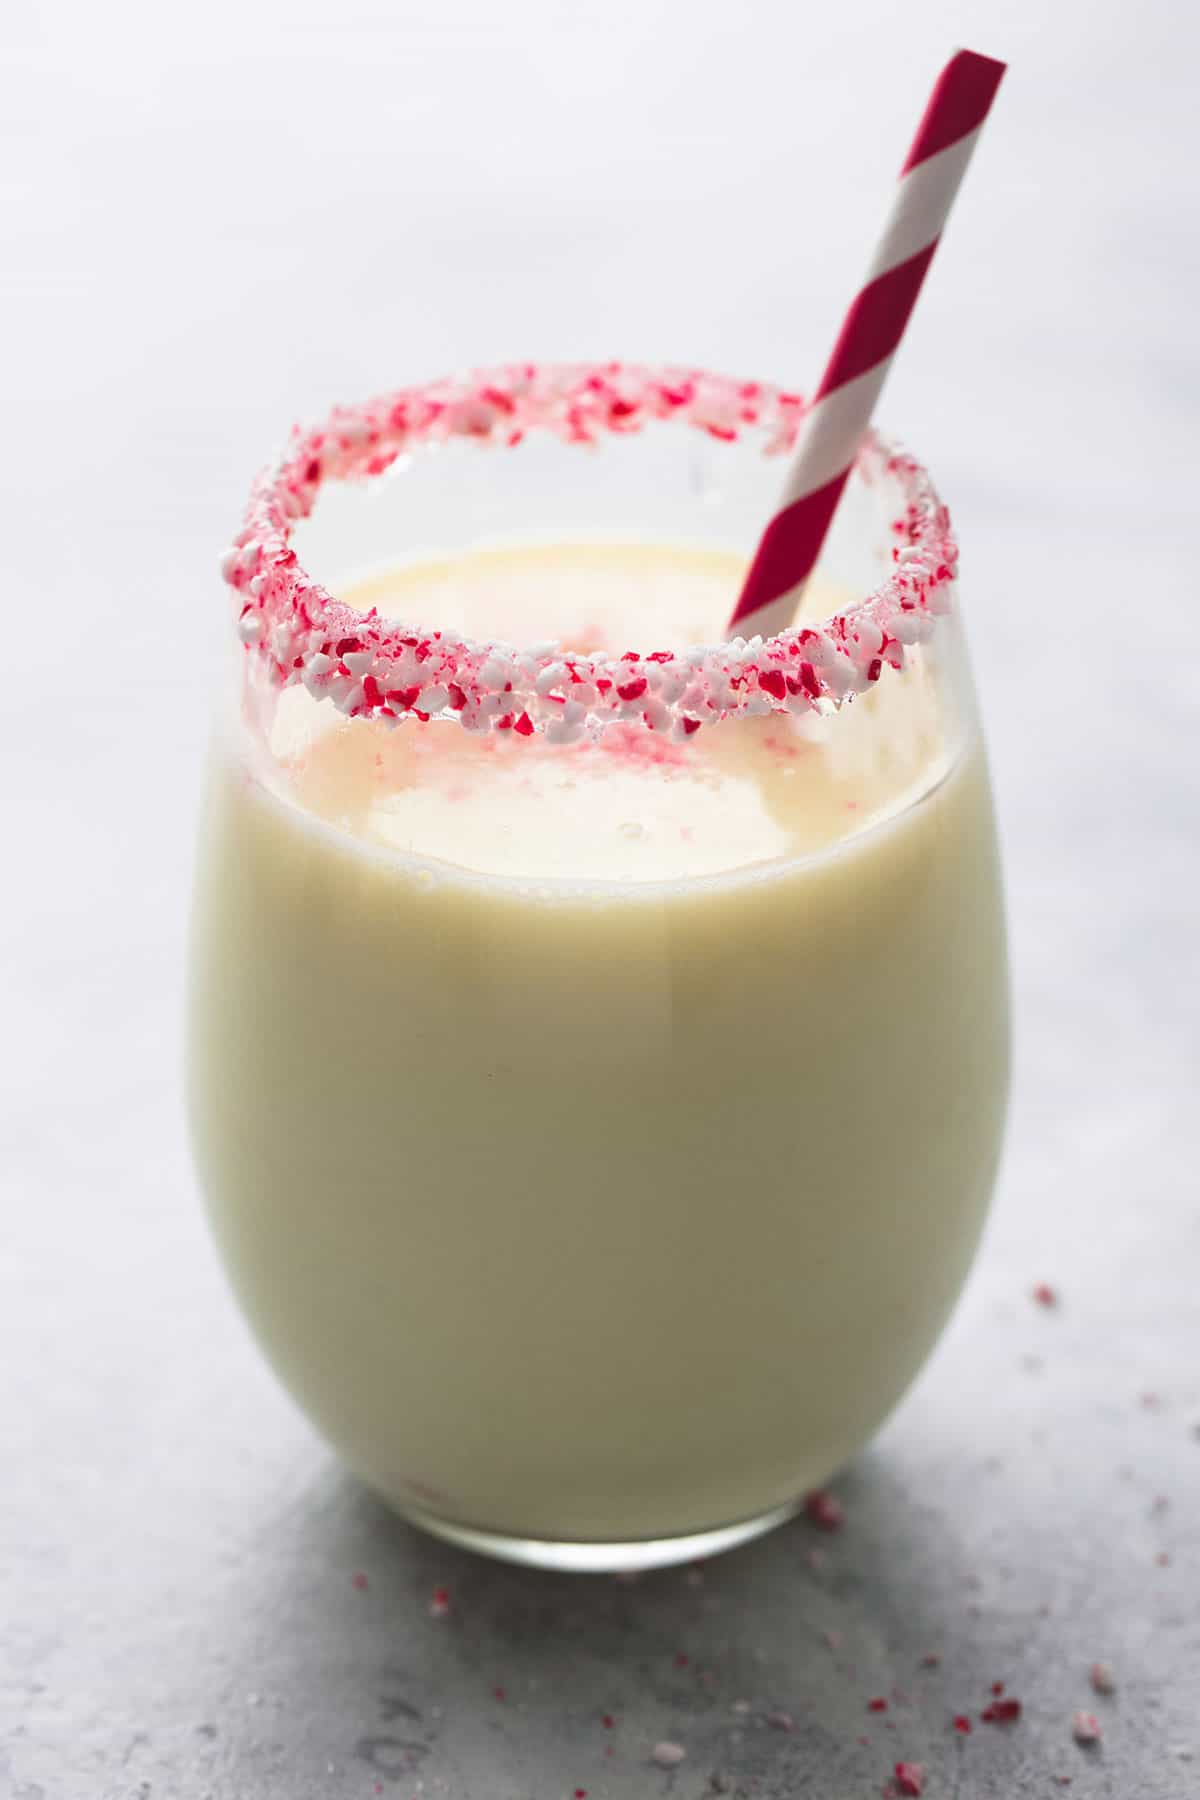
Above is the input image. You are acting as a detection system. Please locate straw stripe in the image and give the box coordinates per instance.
[814,244,937,397]
[728,48,1005,639]
[780,365,896,495]
[901,49,1005,173]
[730,475,847,623]
[865,130,981,280]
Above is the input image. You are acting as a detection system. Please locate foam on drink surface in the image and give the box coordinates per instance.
[256,542,951,885]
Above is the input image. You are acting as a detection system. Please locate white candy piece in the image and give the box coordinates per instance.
[890,608,933,645]
[852,617,885,659]
[535,662,569,696]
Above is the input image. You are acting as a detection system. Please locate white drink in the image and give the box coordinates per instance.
[188,542,1009,1547]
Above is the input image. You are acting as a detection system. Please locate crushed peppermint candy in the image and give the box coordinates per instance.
[1032,1282,1058,1307]
[652,1740,687,1767]
[1072,1711,1102,1744]
[803,1490,846,1532]
[220,362,958,745]
[428,1585,451,1618]
[1089,1661,1116,1695]
[893,1760,926,1795]
[981,1697,1022,1725]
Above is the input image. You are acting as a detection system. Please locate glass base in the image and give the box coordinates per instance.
[394,1496,801,1572]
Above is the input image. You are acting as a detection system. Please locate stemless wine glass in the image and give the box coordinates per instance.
[187,363,1010,1571]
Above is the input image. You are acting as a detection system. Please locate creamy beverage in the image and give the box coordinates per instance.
[188,538,1009,1552]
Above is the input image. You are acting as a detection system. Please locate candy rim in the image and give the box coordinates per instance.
[221,362,958,742]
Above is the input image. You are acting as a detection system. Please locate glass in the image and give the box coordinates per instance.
[187,364,1010,1570]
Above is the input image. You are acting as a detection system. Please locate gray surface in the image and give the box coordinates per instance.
[4,4,1199,1797]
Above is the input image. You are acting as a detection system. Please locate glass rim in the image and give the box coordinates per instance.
[221,361,959,744]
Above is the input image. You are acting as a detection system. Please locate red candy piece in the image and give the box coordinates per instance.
[804,1490,845,1532]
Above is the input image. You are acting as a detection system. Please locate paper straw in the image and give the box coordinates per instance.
[727,48,1006,639]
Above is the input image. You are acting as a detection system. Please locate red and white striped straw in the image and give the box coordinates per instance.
[727,48,1006,640]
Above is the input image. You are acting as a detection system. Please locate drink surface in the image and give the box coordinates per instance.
[189,540,1010,1543]
[262,542,951,884]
